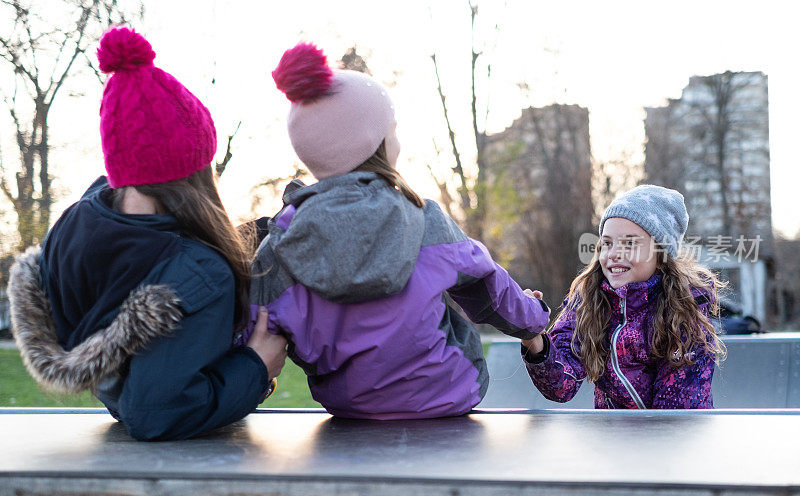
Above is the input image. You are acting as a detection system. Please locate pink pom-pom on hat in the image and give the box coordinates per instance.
[98,27,216,188]
[97,27,155,73]
[274,43,396,180]
[272,43,333,103]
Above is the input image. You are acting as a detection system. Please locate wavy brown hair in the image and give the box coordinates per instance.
[557,245,726,382]
[114,166,253,330]
[353,140,424,208]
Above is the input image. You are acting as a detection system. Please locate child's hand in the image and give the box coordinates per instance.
[524,289,543,300]
[248,307,288,381]
[522,334,545,355]
[522,289,549,349]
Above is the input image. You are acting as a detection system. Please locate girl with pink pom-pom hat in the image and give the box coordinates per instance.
[7,27,288,440]
[248,43,551,419]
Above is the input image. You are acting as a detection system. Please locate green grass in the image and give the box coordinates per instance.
[263,360,320,408]
[0,348,318,408]
[0,342,492,408]
[0,348,102,407]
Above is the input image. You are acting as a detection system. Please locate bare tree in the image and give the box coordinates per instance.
[694,72,749,236]
[429,0,496,239]
[482,105,594,302]
[0,0,142,249]
[593,149,641,224]
[645,72,771,244]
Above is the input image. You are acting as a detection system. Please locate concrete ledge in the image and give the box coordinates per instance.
[4,476,798,496]
[480,332,800,409]
[1,409,799,495]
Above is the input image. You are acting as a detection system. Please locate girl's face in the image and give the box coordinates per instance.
[385,122,401,167]
[599,217,659,289]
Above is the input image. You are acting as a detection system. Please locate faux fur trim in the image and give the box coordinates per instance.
[7,246,182,394]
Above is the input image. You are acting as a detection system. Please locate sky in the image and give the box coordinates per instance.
[2,0,799,248]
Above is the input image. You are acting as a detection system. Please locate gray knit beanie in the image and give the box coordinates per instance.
[599,185,688,257]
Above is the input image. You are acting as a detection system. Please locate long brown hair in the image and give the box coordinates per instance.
[353,140,424,208]
[114,166,253,330]
[558,245,726,382]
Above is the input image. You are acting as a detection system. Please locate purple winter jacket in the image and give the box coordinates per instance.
[524,274,716,409]
[250,172,550,419]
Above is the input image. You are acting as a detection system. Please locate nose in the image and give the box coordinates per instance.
[607,243,622,261]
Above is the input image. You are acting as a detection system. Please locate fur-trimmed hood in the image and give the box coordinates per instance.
[7,246,182,394]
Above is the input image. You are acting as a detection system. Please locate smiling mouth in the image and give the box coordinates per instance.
[608,267,630,274]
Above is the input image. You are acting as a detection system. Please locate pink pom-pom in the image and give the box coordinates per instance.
[97,27,155,74]
[272,43,334,103]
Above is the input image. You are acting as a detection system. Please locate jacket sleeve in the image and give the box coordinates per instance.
[117,249,270,441]
[523,299,587,403]
[249,233,323,377]
[446,238,550,340]
[651,291,716,409]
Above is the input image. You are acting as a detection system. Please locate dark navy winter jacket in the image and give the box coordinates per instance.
[36,177,269,440]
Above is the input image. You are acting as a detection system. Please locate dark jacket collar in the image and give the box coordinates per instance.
[40,176,183,349]
[88,178,181,232]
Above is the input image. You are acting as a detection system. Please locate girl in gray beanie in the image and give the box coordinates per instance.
[521,185,725,409]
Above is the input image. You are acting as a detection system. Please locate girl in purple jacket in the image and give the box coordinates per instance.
[248,43,550,419]
[523,185,724,409]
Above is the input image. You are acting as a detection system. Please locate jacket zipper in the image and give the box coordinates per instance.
[609,298,646,409]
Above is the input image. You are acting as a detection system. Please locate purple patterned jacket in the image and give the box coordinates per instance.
[524,274,716,409]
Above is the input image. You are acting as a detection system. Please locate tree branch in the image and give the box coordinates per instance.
[215,121,242,177]
[19,0,41,83]
[45,1,95,105]
[426,160,455,219]
[48,26,79,87]
[0,38,40,90]
[250,165,308,194]
[430,53,471,211]
[83,50,104,84]
[0,0,40,89]
[470,0,481,153]
[0,148,18,205]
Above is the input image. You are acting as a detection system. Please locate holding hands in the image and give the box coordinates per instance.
[248,308,288,381]
[522,289,547,355]
[524,289,543,300]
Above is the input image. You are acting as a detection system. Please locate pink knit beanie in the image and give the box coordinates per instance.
[97,27,217,188]
[272,43,395,180]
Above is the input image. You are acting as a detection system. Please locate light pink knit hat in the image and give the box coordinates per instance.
[97,27,216,188]
[272,43,395,180]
